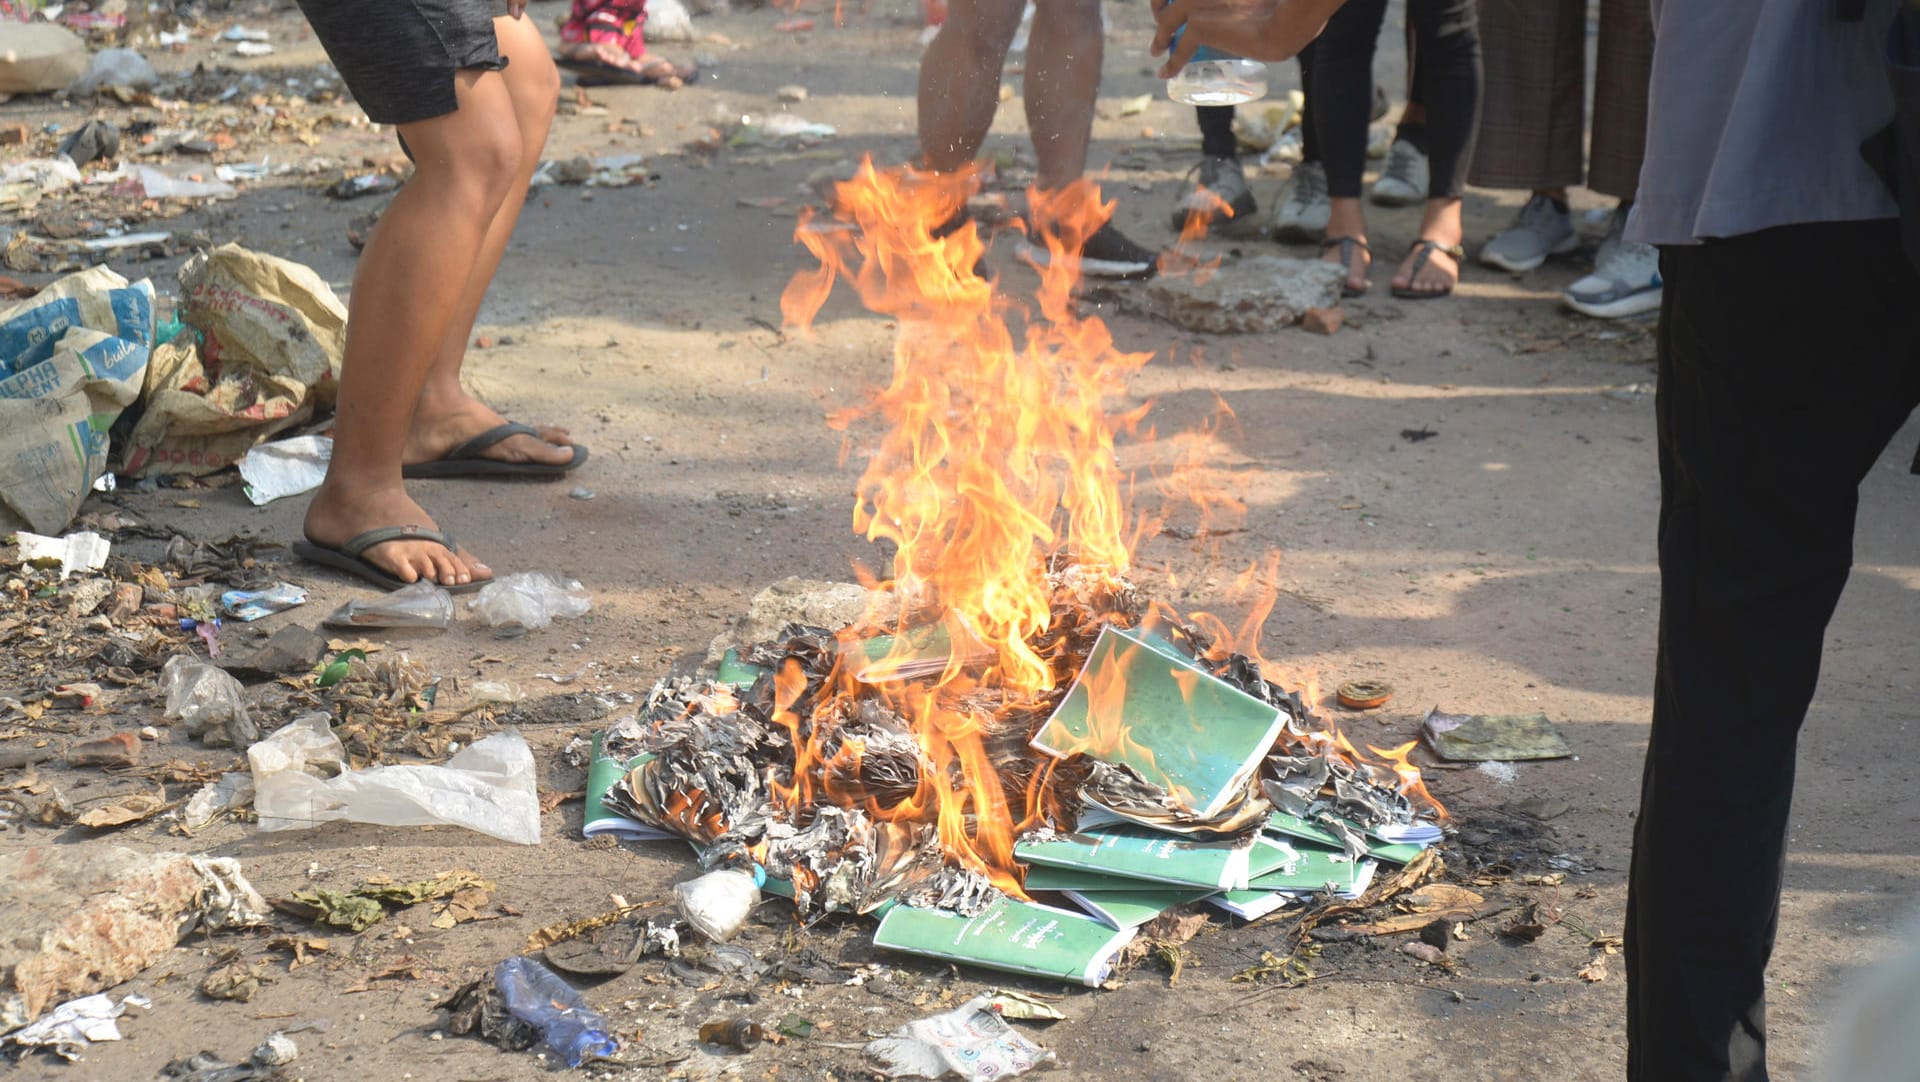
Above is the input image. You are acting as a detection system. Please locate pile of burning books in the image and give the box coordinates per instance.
[580,574,1444,988]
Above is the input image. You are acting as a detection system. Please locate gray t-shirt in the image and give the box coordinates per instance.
[1628,0,1901,245]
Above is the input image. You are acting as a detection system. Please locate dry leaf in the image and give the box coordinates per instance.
[540,789,584,813]
[1578,956,1609,982]
[76,790,169,829]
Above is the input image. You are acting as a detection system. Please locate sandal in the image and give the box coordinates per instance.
[1391,238,1465,300]
[1320,235,1371,297]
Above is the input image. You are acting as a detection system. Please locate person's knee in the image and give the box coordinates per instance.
[1035,0,1101,35]
[942,0,1023,59]
[426,123,524,214]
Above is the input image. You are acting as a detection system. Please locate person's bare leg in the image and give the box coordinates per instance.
[917,0,1025,173]
[302,71,525,586]
[409,16,574,470]
[1023,0,1100,189]
[1321,196,1370,292]
[1393,196,1464,294]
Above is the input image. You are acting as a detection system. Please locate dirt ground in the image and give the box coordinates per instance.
[4,1,1919,1079]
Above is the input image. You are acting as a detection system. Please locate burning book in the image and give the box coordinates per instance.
[592,161,1446,982]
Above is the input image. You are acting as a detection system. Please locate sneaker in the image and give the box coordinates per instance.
[1370,139,1428,207]
[1272,160,1330,244]
[1563,217,1662,319]
[1170,155,1260,236]
[1479,193,1578,272]
[1018,220,1160,280]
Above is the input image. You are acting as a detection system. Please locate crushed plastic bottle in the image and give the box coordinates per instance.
[323,580,454,630]
[160,654,257,747]
[493,956,618,1067]
[468,573,591,638]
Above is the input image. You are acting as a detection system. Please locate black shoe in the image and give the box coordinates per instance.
[1170,155,1260,236]
[1019,220,1160,280]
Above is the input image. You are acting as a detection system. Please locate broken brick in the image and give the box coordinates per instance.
[1302,306,1344,335]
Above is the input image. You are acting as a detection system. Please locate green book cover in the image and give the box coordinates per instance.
[1031,626,1284,820]
[1263,811,1428,866]
[1245,848,1376,898]
[847,623,991,683]
[1209,889,1296,921]
[1060,887,1215,930]
[1014,824,1294,890]
[1023,865,1174,893]
[584,733,674,840]
[872,897,1137,987]
[716,648,769,689]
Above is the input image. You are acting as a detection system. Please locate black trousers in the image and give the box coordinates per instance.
[1311,0,1478,200]
[1627,219,1920,1080]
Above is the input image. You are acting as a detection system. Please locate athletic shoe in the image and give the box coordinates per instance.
[1170,155,1261,236]
[1271,160,1330,244]
[1018,220,1160,280]
[1370,139,1428,207]
[1563,215,1662,319]
[1479,193,1579,272]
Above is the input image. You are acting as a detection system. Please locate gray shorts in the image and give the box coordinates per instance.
[295,0,507,126]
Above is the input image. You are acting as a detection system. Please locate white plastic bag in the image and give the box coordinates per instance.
[251,714,540,845]
[469,572,591,637]
[673,869,760,942]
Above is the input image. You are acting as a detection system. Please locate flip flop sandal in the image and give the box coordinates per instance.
[557,55,698,87]
[402,422,588,480]
[1320,235,1371,297]
[292,525,488,594]
[1391,239,1465,300]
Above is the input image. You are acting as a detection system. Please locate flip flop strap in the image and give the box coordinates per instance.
[340,525,458,558]
[441,423,540,462]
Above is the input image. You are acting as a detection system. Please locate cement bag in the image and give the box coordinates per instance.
[0,267,153,534]
[121,244,345,477]
[0,23,89,95]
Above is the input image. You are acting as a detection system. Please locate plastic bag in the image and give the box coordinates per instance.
[67,48,159,95]
[324,580,453,629]
[469,573,591,637]
[161,655,257,747]
[237,434,331,505]
[252,714,540,845]
[864,996,1056,1081]
[673,869,760,943]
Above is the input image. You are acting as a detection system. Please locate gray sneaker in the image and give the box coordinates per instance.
[1170,155,1260,236]
[1370,139,1428,206]
[1563,212,1662,319]
[1271,160,1330,244]
[1479,193,1578,273]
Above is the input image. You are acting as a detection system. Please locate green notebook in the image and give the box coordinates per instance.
[1263,812,1428,866]
[716,648,769,689]
[1031,626,1284,820]
[1015,824,1295,890]
[847,623,991,683]
[872,898,1137,987]
[1245,847,1376,897]
[584,733,674,840]
[1060,887,1216,930]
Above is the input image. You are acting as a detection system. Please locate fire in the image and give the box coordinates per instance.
[778,160,1441,891]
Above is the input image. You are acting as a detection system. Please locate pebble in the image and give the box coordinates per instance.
[570,487,596,500]
[139,726,161,741]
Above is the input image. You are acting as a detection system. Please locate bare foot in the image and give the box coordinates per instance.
[1393,239,1460,296]
[405,390,577,470]
[303,482,491,587]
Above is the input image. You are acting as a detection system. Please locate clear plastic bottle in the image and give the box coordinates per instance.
[493,956,619,1067]
[1163,25,1269,106]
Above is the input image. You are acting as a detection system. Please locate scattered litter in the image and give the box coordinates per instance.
[182,772,255,832]
[985,990,1066,1021]
[699,1014,764,1052]
[776,84,808,103]
[493,955,618,1067]
[1117,93,1153,117]
[1336,679,1393,710]
[232,41,274,57]
[13,531,110,579]
[468,680,526,704]
[55,119,119,168]
[161,655,257,747]
[221,583,307,621]
[123,245,344,479]
[674,867,760,943]
[275,869,494,933]
[65,732,141,768]
[237,435,332,505]
[252,713,541,845]
[0,22,88,94]
[323,580,454,630]
[67,47,158,96]
[327,173,400,200]
[75,790,167,829]
[647,0,696,40]
[1476,761,1519,785]
[1424,709,1572,761]
[569,486,595,500]
[469,572,592,637]
[865,996,1056,1081]
[0,267,153,535]
[731,113,836,147]
[3,992,150,1061]
[252,1033,297,1066]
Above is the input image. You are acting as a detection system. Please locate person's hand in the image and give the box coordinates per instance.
[1152,0,1343,75]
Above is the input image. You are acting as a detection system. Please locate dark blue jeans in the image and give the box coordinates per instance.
[1627,219,1920,1080]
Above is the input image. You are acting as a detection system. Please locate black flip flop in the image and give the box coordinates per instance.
[556,55,698,87]
[1321,235,1371,297]
[401,422,588,480]
[1391,239,1465,300]
[292,526,488,594]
